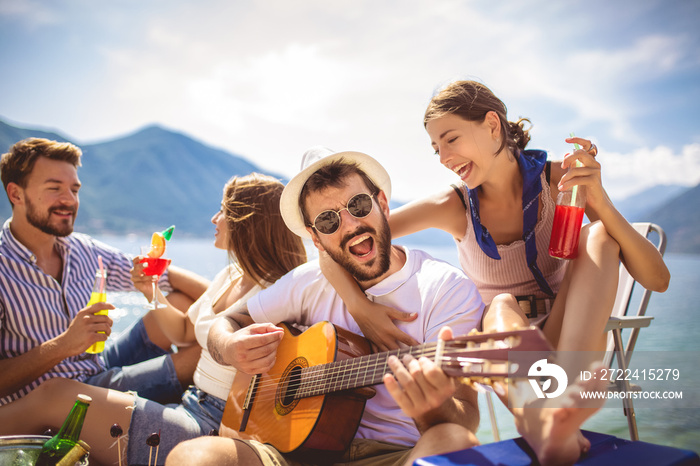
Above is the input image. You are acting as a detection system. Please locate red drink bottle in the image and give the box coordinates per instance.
[549,184,586,260]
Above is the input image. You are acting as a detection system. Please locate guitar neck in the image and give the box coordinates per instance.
[291,326,552,400]
[296,343,434,398]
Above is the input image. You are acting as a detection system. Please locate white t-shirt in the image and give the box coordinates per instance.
[188,264,263,400]
[247,246,484,446]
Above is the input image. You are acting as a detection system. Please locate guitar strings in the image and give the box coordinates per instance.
[247,349,442,401]
[244,338,508,394]
[241,358,481,405]
[233,330,531,405]
[238,342,480,403]
[248,342,441,389]
[248,337,513,394]
[244,361,509,405]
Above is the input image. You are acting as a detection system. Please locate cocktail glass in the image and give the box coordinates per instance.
[140,247,172,310]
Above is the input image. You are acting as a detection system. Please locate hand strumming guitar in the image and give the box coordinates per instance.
[208,317,284,375]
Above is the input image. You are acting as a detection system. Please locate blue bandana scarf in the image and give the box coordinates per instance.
[466,149,554,296]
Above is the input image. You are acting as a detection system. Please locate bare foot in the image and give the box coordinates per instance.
[512,364,607,466]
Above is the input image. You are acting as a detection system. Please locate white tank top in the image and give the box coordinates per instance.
[188,264,263,400]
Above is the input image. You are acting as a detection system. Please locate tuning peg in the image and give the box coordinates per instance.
[468,328,480,336]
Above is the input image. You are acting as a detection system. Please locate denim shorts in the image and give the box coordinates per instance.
[127,387,226,466]
[84,318,183,404]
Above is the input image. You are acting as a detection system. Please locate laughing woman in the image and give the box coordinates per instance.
[0,173,307,465]
[322,80,669,465]
[331,79,669,353]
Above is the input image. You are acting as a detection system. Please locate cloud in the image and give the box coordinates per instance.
[0,0,62,28]
[1,0,699,202]
[602,143,700,199]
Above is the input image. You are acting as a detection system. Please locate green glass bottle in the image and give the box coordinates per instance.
[36,394,92,466]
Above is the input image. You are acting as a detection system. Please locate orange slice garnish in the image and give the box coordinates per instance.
[148,232,166,258]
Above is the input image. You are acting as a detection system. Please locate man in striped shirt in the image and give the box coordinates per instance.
[0,138,209,406]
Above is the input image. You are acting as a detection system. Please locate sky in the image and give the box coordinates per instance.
[1,0,699,203]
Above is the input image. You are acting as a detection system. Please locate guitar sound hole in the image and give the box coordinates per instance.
[275,357,308,416]
[282,366,302,405]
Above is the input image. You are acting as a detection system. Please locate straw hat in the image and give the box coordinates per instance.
[280,146,392,238]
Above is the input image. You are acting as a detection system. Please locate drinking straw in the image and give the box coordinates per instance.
[98,255,105,291]
[569,132,583,206]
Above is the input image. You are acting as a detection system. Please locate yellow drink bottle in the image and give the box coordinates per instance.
[85,269,107,354]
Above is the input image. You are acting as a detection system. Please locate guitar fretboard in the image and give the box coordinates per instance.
[295,343,437,398]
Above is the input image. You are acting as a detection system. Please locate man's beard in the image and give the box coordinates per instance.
[25,197,75,237]
[323,214,392,283]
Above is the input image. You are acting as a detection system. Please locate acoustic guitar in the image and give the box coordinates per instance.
[219,321,552,459]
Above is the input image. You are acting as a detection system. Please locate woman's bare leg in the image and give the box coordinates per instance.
[544,221,620,353]
[485,225,618,465]
[405,423,479,465]
[513,364,607,466]
[510,221,619,464]
[482,293,529,333]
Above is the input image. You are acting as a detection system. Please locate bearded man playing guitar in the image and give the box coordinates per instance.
[167,147,489,466]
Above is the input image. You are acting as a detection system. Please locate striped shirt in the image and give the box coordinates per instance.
[0,218,171,405]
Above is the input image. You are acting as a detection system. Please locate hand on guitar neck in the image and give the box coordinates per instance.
[383,326,469,432]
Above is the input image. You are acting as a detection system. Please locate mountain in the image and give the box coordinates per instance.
[644,183,700,254]
[1,118,698,253]
[613,184,688,223]
[0,119,284,236]
[0,119,73,149]
[601,183,699,253]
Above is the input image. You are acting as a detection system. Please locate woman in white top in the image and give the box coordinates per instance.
[0,173,307,465]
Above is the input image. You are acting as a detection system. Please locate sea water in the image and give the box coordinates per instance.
[99,235,700,452]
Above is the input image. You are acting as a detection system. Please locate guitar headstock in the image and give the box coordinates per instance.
[439,326,553,385]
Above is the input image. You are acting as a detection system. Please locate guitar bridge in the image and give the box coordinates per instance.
[240,374,260,432]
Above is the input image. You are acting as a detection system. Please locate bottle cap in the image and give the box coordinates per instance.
[77,394,93,404]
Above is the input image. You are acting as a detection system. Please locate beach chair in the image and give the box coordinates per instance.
[483,222,667,442]
[603,222,667,441]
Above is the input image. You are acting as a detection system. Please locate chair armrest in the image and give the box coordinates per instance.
[608,381,642,392]
[604,316,654,331]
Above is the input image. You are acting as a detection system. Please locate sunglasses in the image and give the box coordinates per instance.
[310,192,376,235]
